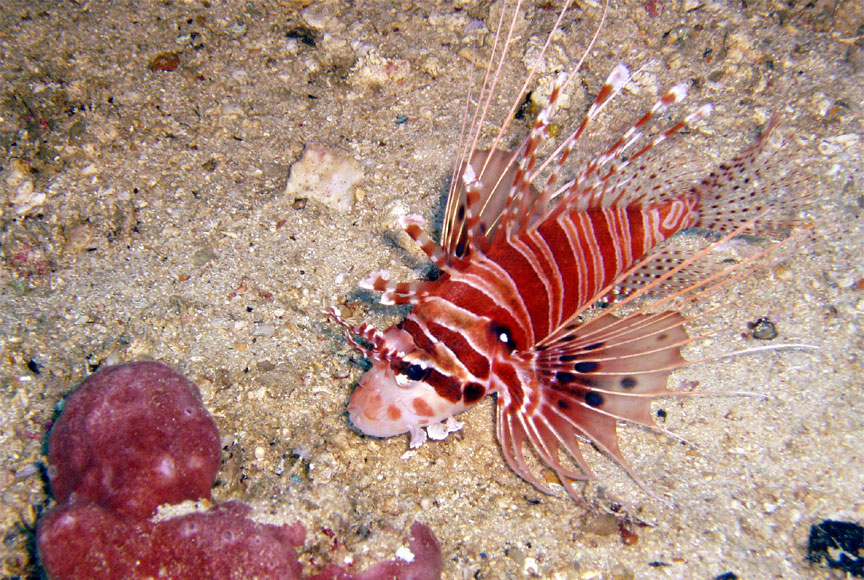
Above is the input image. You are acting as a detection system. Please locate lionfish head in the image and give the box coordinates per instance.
[328,308,455,439]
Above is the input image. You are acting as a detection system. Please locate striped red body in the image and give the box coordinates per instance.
[398,198,696,405]
[330,3,807,499]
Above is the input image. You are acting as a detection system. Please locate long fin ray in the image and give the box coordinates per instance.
[443,0,610,259]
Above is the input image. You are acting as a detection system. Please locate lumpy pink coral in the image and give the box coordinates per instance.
[37,361,442,580]
[46,361,221,519]
[38,501,307,580]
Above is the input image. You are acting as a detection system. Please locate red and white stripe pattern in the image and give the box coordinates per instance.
[393,190,699,405]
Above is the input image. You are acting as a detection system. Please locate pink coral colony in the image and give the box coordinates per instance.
[37,361,442,580]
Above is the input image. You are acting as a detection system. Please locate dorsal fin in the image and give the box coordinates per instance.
[689,117,812,235]
[587,119,811,304]
[442,61,715,256]
[441,62,630,258]
[610,244,727,300]
[442,0,611,259]
[443,148,538,260]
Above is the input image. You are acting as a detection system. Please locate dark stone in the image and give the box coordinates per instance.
[806,519,864,577]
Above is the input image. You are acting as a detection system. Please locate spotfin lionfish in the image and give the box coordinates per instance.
[329,0,812,499]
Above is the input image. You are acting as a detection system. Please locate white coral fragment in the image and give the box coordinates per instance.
[284,144,363,212]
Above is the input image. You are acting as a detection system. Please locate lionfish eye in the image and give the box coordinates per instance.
[405,364,427,381]
[392,361,429,388]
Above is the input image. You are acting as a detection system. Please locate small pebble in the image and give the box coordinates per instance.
[220,103,244,119]
[150,52,180,72]
[749,317,778,340]
[15,463,40,479]
[682,0,703,11]
[774,263,793,281]
[192,246,218,267]
[63,223,95,256]
[254,446,266,461]
[584,514,618,536]
[507,547,525,568]
[253,324,275,337]
[349,52,411,87]
[81,163,99,176]
[11,180,45,215]
[256,360,276,373]
[610,564,635,580]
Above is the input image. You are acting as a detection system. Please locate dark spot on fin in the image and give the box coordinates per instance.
[574,361,599,373]
[620,377,637,389]
[585,392,603,407]
[556,371,576,384]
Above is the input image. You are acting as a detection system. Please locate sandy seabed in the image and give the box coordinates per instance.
[1,0,862,578]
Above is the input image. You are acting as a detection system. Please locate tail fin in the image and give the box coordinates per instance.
[693,118,811,236]
[611,118,812,300]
